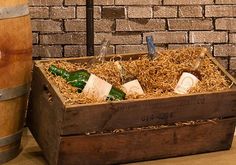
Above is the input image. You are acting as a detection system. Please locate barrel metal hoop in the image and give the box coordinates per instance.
[0,130,23,147]
[0,143,20,164]
[0,4,29,20]
[0,84,30,101]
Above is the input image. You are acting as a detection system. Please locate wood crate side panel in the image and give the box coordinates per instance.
[27,65,64,165]
[63,90,236,135]
[207,53,236,86]
[58,118,236,165]
[38,52,147,64]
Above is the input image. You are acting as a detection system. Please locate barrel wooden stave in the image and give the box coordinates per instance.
[0,96,27,137]
[0,0,32,163]
[0,0,27,7]
[0,12,32,88]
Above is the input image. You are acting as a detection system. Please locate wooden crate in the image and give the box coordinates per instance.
[27,52,236,165]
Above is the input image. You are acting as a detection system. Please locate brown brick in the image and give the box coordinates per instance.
[31,20,62,32]
[168,44,193,49]
[179,6,203,17]
[102,7,125,19]
[229,33,236,43]
[128,6,152,18]
[77,6,101,19]
[76,6,86,18]
[168,19,213,30]
[29,0,63,6]
[116,45,147,54]
[95,19,115,32]
[168,44,212,52]
[116,19,166,31]
[115,0,162,5]
[116,45,146,54]
[214,44,236,57]
[40,33,86,44]
[116,45,169,54]
[95,33,142,45]
[163,0,214,5]
[32,33,38,44]
[94,7,102,19]
[205,5,236,17]
[51,7,75,19]
[144,32,188,44]
[65,19,115,32]
[65,0,84,5]
[65,20,86,32]
[65,0,114,5]
[189,31,228,43]
[230,57,236,70]
[64,45,87,57]
[215,18,236,31]
[215,57,229,69]
[215,0,236,4]
[64,45,115,57]
[29,7,49,19]
[94,0,114,5]
[33,45,63,57]
[153,6,177,18]
[94,45,115,56]
[65,19,114,32]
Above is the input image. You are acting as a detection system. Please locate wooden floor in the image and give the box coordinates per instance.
[4,131,236,165]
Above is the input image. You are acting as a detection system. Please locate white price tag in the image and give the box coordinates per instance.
[174,72,199,94]
[122,80,144,96]
[83,74,112,101]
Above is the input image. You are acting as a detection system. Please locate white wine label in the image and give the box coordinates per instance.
[83,74,112,101]
[174,72,199,94]
[122,80,144,96]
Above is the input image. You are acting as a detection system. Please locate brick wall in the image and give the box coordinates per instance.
[29,0,236,72]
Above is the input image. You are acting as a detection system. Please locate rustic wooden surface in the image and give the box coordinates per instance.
[0,0,32,88]
[63,90,236,135]
[0,0,27,6]
[58,118,236,165]
[0,0,32,163]
[4,129,236,165]
[27,66,64,165]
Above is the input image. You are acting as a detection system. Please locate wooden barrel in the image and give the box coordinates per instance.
[0,0,32,163]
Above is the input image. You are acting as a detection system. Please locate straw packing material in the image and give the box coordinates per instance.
[39,47,231,105]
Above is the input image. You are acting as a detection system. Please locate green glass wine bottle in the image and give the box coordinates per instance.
[48,65,126,101]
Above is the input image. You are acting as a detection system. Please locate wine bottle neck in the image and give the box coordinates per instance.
[193,48,207,71]
[115,61,136,83]
[49,65,70,79]
[98,39,110,62]
[146,36,156,60]
[108,86,126,101]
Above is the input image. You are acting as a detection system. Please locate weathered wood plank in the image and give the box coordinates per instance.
[28,51,236,165]
[206,53,236,85]
[37,52,147,65]
[58,118,236,165]
[62,90,236,135]
[27,65,64,165]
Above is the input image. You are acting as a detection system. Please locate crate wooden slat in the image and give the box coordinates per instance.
[58,117,236,165]
[27,66,63,164]
[27,52,236,165]
[62,90,236,135]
